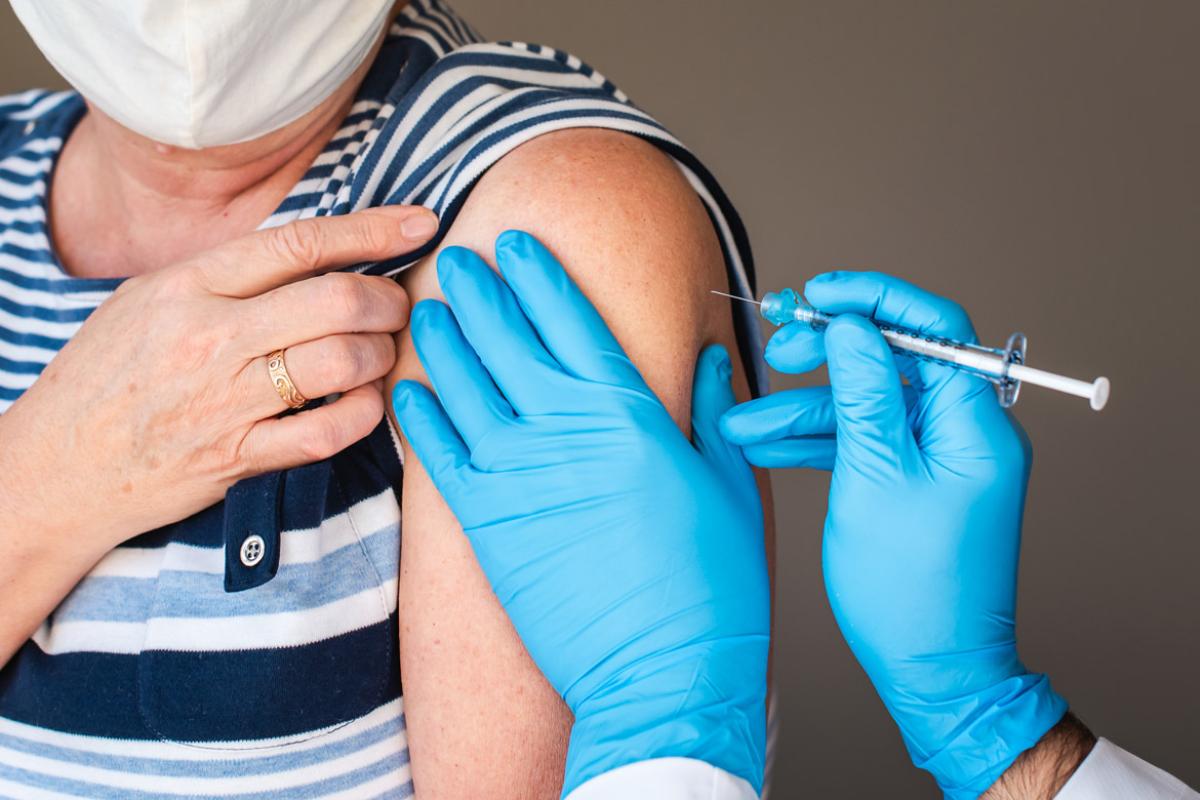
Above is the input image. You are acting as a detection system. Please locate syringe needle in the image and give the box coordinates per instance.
[711,289,761,306]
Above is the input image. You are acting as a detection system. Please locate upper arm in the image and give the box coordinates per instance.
[395,129,745,425]
[386,128,769,799]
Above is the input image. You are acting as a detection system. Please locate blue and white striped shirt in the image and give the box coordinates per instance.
[0,1,762,797]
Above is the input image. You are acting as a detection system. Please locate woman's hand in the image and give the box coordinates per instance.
[0,204,436,666]
[0,205,437,545]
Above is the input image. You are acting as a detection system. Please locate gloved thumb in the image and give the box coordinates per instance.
[691,344,756,484]
[824,315,916,472]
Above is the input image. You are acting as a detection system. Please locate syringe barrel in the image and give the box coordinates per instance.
[876,327,1008,378]
[761,289,1004,376]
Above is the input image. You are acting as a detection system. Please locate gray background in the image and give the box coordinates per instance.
[2,0,1196,795]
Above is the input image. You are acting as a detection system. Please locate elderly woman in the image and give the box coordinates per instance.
[0,1,771,797]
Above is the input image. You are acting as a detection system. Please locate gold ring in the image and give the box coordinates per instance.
[266,349,308,409]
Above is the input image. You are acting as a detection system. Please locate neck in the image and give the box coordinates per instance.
[49,20,390,279]
[84,96,350,212]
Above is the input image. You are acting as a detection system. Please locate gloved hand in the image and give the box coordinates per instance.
[720,272,1067,799]
[391,231,769,797]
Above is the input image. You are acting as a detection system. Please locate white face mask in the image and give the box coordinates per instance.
[10,0,394,149]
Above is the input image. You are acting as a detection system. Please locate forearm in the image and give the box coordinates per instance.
[0,418,120,665]
[0,523,109,666]
[982,713,1097,800]
[0,488,113,667]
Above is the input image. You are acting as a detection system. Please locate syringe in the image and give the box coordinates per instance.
[713,288,1109,411]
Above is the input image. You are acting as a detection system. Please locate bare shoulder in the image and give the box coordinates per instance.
[409,127,724,290]
[460,127,708,231]
[399,128,737,420]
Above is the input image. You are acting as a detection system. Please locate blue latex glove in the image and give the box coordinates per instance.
[721,272,1067,799]
[391,231,769,797]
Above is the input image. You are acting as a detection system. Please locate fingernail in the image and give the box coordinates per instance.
[495,229,522,250]
[400,211,438,240]
[716,352,732,382]
[391,384,410,409]
[701,344,731,379]
[436,247,468,289]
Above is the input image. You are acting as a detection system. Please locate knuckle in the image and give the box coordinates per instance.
[974,417,1030,481]
[269,220,324,269]
[375,277,410,318]
[321,273,371,322]
[374,333,397,367]
[944,299,972,328]
[355,334,395,379]
[154,306,232,367]
[326,337,367,385]
[999,425,1031,470]
[297,418,342,462]
[178,331,225,369]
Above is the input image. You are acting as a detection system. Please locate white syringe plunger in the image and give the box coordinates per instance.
[1007,364,1110,411]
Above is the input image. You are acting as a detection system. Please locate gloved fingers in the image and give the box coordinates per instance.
[823,314,918,469]
[804,271,978,343]
[410,299,515,449]
[494,230,647,390]
[722,383,921,443]
[391,380,474,502]
[762,292,931,394]
[691,344,756,485]
[804,270,986,407]
[763,322,826,374]
[765,317,930,395]
[437,245,569,415]
[741,437,836,470]
[720,386,837,445]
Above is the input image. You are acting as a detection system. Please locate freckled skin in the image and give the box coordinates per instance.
[389,128,775,799]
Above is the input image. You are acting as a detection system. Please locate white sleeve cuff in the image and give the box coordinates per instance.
[564,758,758,800]
[1055,738,1198,800]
